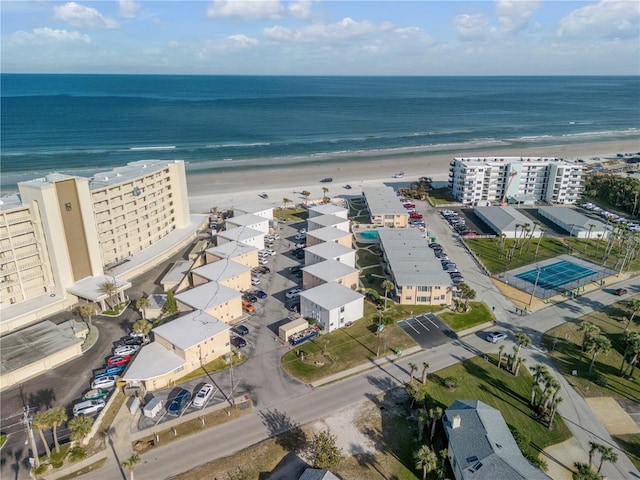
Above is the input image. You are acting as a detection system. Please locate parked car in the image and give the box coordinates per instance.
[320,177,333,183]
[82,389,109,401]
[231,336,247,348]
[255,290,267,299]
[461,232,478,238]
[232,325,249,336]
[614,288,629,296]
[295,242,306,249]
[289,265,302,273]
[428,243,442,250]
[122,336,144,346]
[295,234,306,240]
[91,375,119,390]
[242,301,256,313]
[259,266,271,274]
[265,249,276,256]
[403,203,416,209]
[486,332,508,343]
[192,383,214,408]
[452,276,465,284]
[243,294,258,303]
[107,355,131,366]
[259,192,269,199]
[295,251,305,259]
[167,389,191,416]
[344,184,352,190]
[259,258,269,265]
[273,233,280,239]
[73,399,106,417]
[114,345,139,357]
[251,277,261,286]
[295,270,303,278]
[286,288,303,299]
[409,213,423,219]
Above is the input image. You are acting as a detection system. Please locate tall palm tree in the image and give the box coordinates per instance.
[417,409,428,443]
[574,461,600,480]
[579,322,600,353]
[624,298,640,330]
[381,280,395,309]
[33,411,52,458]
[135,297,151,320]
[596,445,618,474]
[414,444,438,480]
[619,331,640,375]
[530,364,549,406]
[122,453,142,480]
[497,344,506,370]
[534,227,545,261]
[282,197,291,208]
[595,233,603,256]
[408,362,418,384]
[421,362,429,384]
[428,407,443,444]
[79,303,98,328]
[585,334,611,374]
[132,319,152,337]
[585,223,595,252]
[511,333,531,374]
[48,406,67,453]
[588,441,600,467]
[548,396,563,428]
[98,280,117,309]
[68,414,93,445]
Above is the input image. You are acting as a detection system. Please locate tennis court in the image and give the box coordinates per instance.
[516,260,596,291]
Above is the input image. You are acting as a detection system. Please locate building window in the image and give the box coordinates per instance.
[417,296,431,303]
[417,286,432,292]
[340,306,345,313]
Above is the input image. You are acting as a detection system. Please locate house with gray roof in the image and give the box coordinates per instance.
[306,226,353,248]
[362,186,409,228]
[299,282,364,333]
[475,206,542,239]
[307,214,350,232]
[444,400,551,480]
[174,282,242,323]
[308,203,349,219]
[298,469,339,480]
[190,258,251,292]
[204,242,259,268]
[302,259,359,291]
[538,206,610,239]
[216,226,265,249]
[304,242,356,267]
[226,213,270,233]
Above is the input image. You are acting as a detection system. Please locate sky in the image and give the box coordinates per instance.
[1,0,639,75]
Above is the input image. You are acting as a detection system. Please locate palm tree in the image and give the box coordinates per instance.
[511,333,531,375]
[573,461,601,480]
[381,280,395,309]
[595,233,603,256]
[624,298,640,330]
[48,406,67,453]
[33,411,52,458]
[568,224,576,252]
[301,190,311,205]
[414,444,438,480]
[588,441,600,467]
[79,303,98,328]
[534,227,545,261]
[135,297,151,319]
[585,334,611,374]
[132,319,152,338]
[548,396,563,428]
[596,445,618,474]
[421,362,429,384]
[585,223,595,252]
[282,197,291,208]
[619,331,640,375]
[68,414,93,444]
[514,356,526,377]
[428,407,443,444]
[530,364,549,406]
[497,344,506,370]
[322,186,329,198]
[98,280,117,309]
[408,362,418,384]
[121,453,142,480]
[579,322,600,353]
[417,409,428,442]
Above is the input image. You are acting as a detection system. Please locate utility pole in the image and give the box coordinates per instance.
[529,265,542,306]
[23,406,39,468]
[228,352,235,408]
[376,308,384,357]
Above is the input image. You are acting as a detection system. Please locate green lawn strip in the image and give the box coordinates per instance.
[175,353,247,384]
[0,433,6,449]
[440,302,494,332]
[360,266,385,293]
[613,434,640,471]
[357,248,382,268]
[274,206,308,222]
[542,300,640,402]
[426,187,458,205]
[282,301,424,383]
[427,356,572,458]
[56,459,107,480]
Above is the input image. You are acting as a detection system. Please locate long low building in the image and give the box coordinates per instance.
[378,228,452,306]
[299,282,364,333]
[306,226,353,248]
[475,206,543,239]
[538,206,610,238]
[362,187,409,228]
[302,259,359,291]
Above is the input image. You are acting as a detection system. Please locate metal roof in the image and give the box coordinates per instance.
[205,242,257,259]
[299,282,363,310]
[161,260,192,284]
[362,187,408,216]
[226,213,268,228]
[308,214,349,229]
[306,226,351,243]
[302,259,358,282]
[377,228,452,287]
[304,242,354,260]
[217,226,264,242]
[475,206,534,233]
[538,206,608,231]
[175,282,241,311]
[153,310,229,351]
[122,342,185,381]
[191,259,250,282]
[308,204,348,216]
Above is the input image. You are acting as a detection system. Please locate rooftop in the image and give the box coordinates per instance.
[308,214,349,229]
[217,226,264,242]
[66,275,132,302]
[122,342,185,381]
[308,204,348,216]
[362,187,408,216]
[454,157,562,166]
[205,242,257,259]
[475,206,535,233]
[161,260,193,284]
[306,226,351,243]
[191,258,251,282]
[226,213,268,227]
[377,228,452,287]
[175,282,241,311]
[0,193,26,212]
[89,160,184,190]
[302,259,358,282]
[232,204,273,217]
[538,206,608,231]
[153,310,229,351]
[304,242,354,260]
[299,282,363,310]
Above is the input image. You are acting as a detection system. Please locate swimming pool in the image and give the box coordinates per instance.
[360,230,379,239]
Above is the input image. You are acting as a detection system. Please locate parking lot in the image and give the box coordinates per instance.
[397,313,455,349]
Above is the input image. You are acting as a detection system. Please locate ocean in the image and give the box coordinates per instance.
[1,75,639,192]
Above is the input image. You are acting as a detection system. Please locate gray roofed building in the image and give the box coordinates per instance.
[300,282,364,311]
[121,342,185,382]
[191,259,250,283]
[302,259,358,283]
[152,310,229,351]
[307,214,350,232]
[175,282,241,311]
[308,203,348,219]
[538,206,610,238]
[298,468,340,480]
[231,204,273,219]
[205,242,257,260]
[225,213,269,232]
[475,206,542,239]
[304,242,355,267]
[88,160,184,189]
[444,399,552,480]
[362,186,409,218]
[217,226,264,243]
[306,226,352,244]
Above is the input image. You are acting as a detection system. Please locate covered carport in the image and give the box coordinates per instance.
[67,275,132,312]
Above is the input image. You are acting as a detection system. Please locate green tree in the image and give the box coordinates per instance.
[33,411,52,458]
[588,441,600,467]
[48,407,67,453]
[421,362,430,384]
[530,364,549,406]
[414,444,438,480]
[596,445,618,474]
[79,303,98,328]
[548,396,563,428]
[162,290,178,315]
[68,415,93,444]
[98,280,117,309]
[534,228,546,262]
[511,333,531,375]
[497,344,506,370]
[381,280,395,309]
[132,319,152,337]
[579,322,600,353]
[621,331,640,377]
[573,461,601,480]
[417,409,428,443]
[408,362,418,384]
[624,298,640,330]
[585,334,611,374]
[308,429,344,470]
[282,197,291,208]
[121,453,141,480]
[427,407,443,445]
[135,297,151,319]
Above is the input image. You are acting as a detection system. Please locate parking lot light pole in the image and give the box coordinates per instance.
[529,265,542,306]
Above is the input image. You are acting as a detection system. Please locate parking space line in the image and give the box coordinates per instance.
[412,316,430,332]
[399,319,420,334]
[427,317,440,328]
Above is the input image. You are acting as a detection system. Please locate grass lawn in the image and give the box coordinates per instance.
[613,434,640,470]
[281,301,424,383]
[273,206,308,222]
[427,187,459,206]
[357,247,383,268]
[440,302,494,332]
[175,352,246,384]
[427,356,572,459]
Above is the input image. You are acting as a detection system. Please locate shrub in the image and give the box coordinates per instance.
[307,318,316,325]
[591,372,608,387]
[33,464,49,475]
[69,447,87,463]
[444,377,457,390]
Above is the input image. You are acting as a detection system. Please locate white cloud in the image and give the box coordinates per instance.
[207,0,284,19]
[264,17,380,43]
[226,34,259,47]
[118,0,141,19]
[53,2,119,30]
[452,13,492,41]
[495,0,541,34]
[10,27,92,45]
[287,0,314,20]
[558,0,640,40]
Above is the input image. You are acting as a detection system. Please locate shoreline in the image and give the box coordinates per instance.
[186,138,640,214]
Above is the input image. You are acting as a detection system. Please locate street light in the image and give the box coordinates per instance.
[529,265,542,306]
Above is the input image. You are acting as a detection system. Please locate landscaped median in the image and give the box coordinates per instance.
[439,301,494,333]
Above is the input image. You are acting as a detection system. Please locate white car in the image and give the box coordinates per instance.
[298,229,306,234]
[91,375,119,390]
[73,399,106,417]
[265,249,276,256]
[295,234,306,240]
[192,383,214,408]
[272,233,280,239]
[114,345,139,357]
[286,288,303,299]
[251,277,261,286]
[259,258,268,265]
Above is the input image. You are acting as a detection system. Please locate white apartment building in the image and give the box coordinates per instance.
[449,157,585,206]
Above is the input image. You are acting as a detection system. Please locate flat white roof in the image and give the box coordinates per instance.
[0,193,26,211]
[226,213,268,227]
[475,206,534,233]
[538,206,608,231]
[89,160,184,190]
[306,226,351,242]
[305,242,354,259]
[309,204,348,216]
[378,228,452,287]
[122,342,185,381]
[153,310,229,351]
[217,226,263,242]
[362,187,408,216]
[232,204,273,217]
[302,259,358,282]
[205,242,257,259]
[175,282,241,311]
[191,258,250,282]
[300,282,363,310]
[453,157,562,166]
[161,260,192,284]
[66,275,132,302]
[308,214,349,228]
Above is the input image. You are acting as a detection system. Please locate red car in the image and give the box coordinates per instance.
[409,212,423,219]
[107,355,131,366]
[613,288,628,296]
[403,203,416,209]
[461,232,477,238]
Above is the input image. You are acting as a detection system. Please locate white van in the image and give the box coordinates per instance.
[73,399,106,417]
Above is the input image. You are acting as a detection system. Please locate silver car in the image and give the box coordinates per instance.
[192,383,214,408]
[73,399,106,417]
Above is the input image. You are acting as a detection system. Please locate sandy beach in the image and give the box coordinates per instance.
[186,138,640,213]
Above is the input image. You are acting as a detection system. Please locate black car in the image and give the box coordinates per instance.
[295,270,303,278]
[296,251,305,259]
[122,336,144,346]
[289,265,302,273]
[232,325,249,336]
[259,266,270,274]
[231,336,247,348]
[167,388,191,416]
[243,294,258,303]
[320,177,333,183]
[428,243,442,249]
[344,184,352,189]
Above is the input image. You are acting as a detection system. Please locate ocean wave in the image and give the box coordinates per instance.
[129,146,177,151]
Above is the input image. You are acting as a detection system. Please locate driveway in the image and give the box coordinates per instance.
[397,313,455,349]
